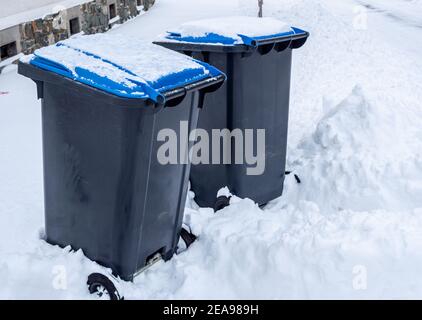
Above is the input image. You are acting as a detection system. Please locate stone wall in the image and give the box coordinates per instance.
[143,0,155,11]
[117,0,138,23]
[80,0,109,35]
[20,14,69,55]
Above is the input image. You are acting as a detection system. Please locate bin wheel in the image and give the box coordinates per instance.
[214,196,231,212]
[285,171,301,184]
[180,227,197,249]
[87,273,122,300]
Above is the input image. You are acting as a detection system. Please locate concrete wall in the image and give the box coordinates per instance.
[65,6,83,36]
[0,26,22,62]
[0,26,21,51]
[106,0,119,9]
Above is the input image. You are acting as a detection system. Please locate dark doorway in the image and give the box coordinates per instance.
[109,4,117,19]
[0,42,17,60]
[69,17,80,35]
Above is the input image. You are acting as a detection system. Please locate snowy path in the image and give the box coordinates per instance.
[357,0,422,29]
[0,0,422,299]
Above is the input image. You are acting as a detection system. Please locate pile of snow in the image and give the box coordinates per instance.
[285,85,422,213]
[119,82,422,299]
[163,16,292,44]
[120,194,422,299]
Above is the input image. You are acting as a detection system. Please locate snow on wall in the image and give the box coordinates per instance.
[1,0,61,19]
[0,0,92,30]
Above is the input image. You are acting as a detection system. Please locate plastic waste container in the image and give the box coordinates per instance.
[155,17,309,209]
[18,34,225,282]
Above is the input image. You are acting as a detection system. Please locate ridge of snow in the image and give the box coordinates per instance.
[166,16,292,44]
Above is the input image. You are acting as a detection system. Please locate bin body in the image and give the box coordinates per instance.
[155,20,309,207]
[18,37,224,280]
[192,49,292,207]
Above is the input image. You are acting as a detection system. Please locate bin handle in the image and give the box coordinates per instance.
[257,43,275,55]
[274,39,292,52]
[163,88,187,108]
[127,79,166,105]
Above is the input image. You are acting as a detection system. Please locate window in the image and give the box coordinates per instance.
[69,17,80,35]
[109,4,117,19]
[0,42,17,60]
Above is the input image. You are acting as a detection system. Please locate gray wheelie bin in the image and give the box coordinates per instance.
[155,17,309,210]
[18,34,225,283]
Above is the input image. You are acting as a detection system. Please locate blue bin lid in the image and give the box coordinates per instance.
[24,34,224,103]
[162,16,307,47]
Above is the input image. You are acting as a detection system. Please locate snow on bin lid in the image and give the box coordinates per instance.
[22,34,223,103]
[163,16,305,46]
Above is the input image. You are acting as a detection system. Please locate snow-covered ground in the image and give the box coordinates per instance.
[1,0,422,299]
